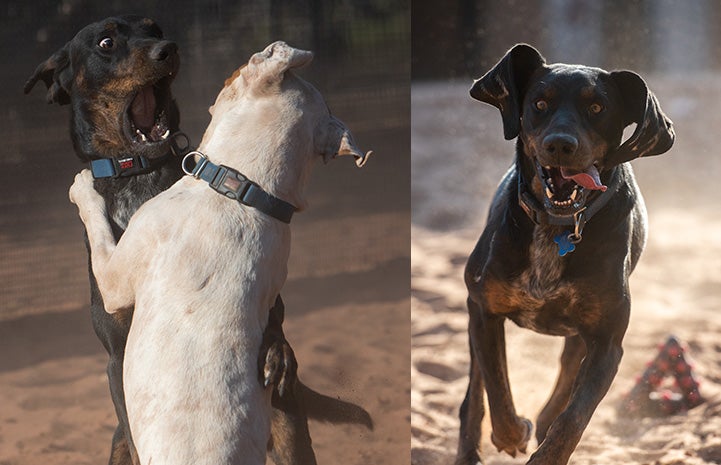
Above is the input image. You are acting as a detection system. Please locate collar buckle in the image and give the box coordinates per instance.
[209,167,253,202]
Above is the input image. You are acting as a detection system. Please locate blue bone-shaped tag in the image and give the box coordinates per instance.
[554,233,576,257]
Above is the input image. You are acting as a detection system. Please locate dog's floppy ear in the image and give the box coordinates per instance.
[470,43,546,140]
[316,115,372,167]
[606,70,675,165]
[23,43,73,105]
[246,41,314,90]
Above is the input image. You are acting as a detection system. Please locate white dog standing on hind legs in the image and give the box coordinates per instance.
[69,41,371,465]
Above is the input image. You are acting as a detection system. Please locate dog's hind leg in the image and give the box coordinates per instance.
[109,424,130,465]
[468,298,532,459]
[107,354,140,465]
[109,421,140,465]
[535,335,586,444]
[455,332,485,465]
[260,297,318,465]
[90,286,139,465]
[268,384,317,465]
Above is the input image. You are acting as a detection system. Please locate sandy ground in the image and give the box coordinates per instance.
[0,210,410,465]
[411,77,721,465]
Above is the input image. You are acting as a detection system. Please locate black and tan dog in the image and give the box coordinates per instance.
[25,15,370,465]
[455,44,674,465]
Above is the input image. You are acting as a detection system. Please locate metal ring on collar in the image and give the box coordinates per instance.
[182,151,208,177]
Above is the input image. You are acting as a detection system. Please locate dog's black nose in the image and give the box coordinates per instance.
[150,41,178,61]
[542,134,578,156]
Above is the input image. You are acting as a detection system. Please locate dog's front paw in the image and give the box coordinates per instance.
[262,336,298,397]
[68,169,97,206]
[490,417,533,458]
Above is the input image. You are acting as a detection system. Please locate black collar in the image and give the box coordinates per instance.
[181,151,296,224]
[517,159,621,228]
[89,132,191,179]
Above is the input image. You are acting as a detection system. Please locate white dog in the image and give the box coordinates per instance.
[69,41,370,465]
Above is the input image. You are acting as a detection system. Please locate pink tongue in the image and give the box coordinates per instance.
[130,86,156,131]
[561,166,607,192]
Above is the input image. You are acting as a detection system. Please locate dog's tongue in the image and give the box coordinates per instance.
[560,165,607,192]
[130,86,156,131]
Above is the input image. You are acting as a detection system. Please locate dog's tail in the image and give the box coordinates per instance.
[298,381,374,430]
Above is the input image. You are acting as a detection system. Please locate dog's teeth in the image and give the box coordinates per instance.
[545,187,553,199]
[570,189,577,201]
[134,129,148,142]
[161,129,170,139]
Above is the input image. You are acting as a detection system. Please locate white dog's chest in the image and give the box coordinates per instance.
[124,191,288,465]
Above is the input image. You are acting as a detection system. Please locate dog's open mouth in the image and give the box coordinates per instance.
[536,161,607,213]
[125,77,172,145]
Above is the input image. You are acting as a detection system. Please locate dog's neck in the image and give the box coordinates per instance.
[198,107,317,212]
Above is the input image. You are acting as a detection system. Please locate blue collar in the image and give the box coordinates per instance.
[90,153,172,179]
[181,151,296,224]
[89,132,191,179]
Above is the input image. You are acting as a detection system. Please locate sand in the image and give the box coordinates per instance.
[411,77,721,465]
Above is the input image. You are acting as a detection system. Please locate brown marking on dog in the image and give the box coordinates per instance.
[86,92,129,156]
[111,307,133,328]
[580,85,596,99]
[224,66,244,87]
[103,21,119,33]
[220,65,248,103]
[110,434,128,462]
[482,278,521,315]
[481,226,605,335]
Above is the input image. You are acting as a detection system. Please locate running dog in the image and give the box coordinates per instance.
[455,44,674,465]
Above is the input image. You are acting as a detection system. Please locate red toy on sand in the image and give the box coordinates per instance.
[621,335,704,416]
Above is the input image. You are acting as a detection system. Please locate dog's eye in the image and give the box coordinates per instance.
[98,37,114,49]
[589,103,604,114]
[534,100,548,111]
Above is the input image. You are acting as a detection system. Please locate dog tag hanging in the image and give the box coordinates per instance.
[554,233,577,256]
[553,208,586,256]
